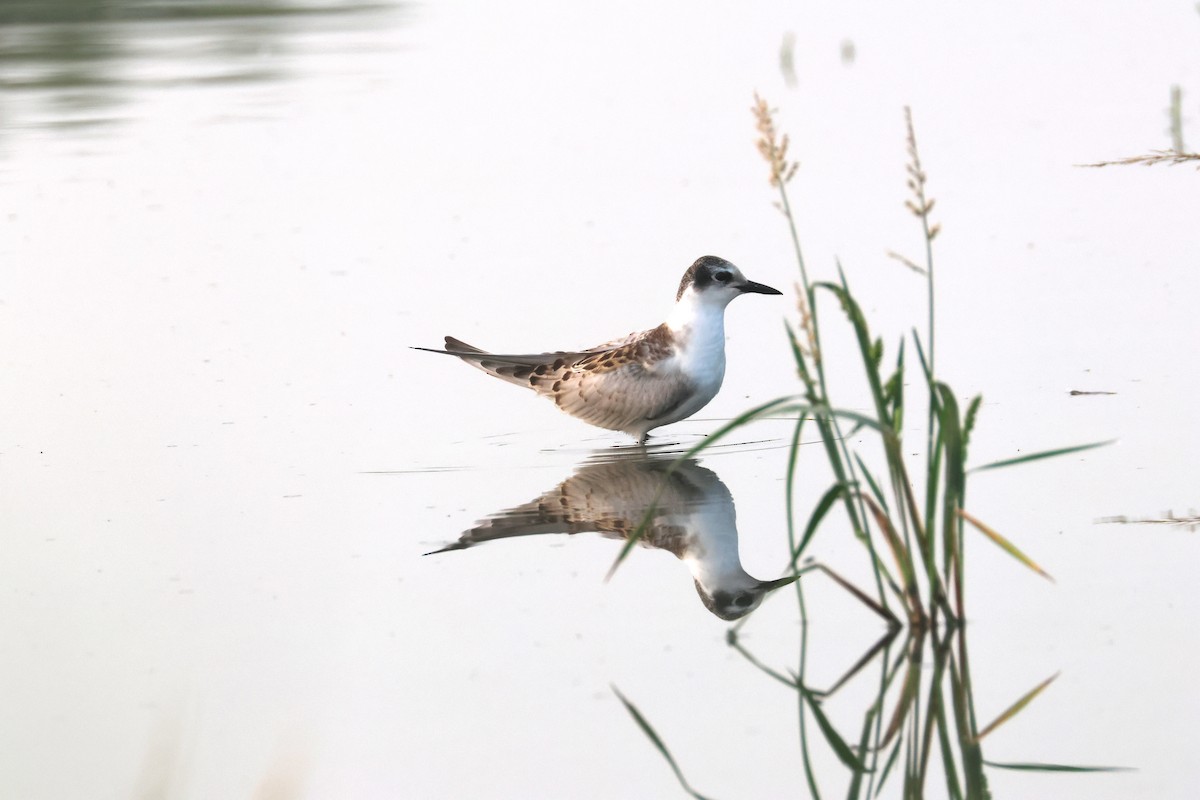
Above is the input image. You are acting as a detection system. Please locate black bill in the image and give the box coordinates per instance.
[739,279,783,295]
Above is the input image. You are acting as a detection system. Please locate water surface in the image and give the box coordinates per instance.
[3,1,1199,798]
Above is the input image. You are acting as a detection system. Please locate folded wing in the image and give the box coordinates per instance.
[426,330,691,435]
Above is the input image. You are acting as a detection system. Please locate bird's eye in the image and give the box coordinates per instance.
[714,272,732,283]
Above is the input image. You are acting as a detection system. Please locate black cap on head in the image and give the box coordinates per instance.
[675,256,780,300]
[676,256,737,300]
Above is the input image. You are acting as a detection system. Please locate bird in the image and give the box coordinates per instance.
[425,452,799,620]
[415,255,782,443]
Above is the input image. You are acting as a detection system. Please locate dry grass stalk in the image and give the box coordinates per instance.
[1080,150,1200,169]
[886,249,926,275]
[794,283,820,364]
[753,93,799,187]
[903,106,940,239]
[1097,511,1200,530]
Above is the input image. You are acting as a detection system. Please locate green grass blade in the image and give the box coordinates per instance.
[912,329,933,387]
[814,281,892,429]
[792,482,845,565]
[800,685,869,773]
[821,629,901,699]
[814,564,899,625]
[879,648,921,747]
[961,394,982,451]
[785,319,805,368]
[794,597,823,800]
[948,656,989,799]
[958,508,1054,582]
[970,439,1115,473]
[791,405,892,436]
[983,761,1133,773]
[872,737,903,797]
[860,493,922,621]
[729,637,803,690]
[785,413,809,559]
[975,672,1058,742]
[934,383,965,614]
[913,331,944,572]
[675,398,891,480]
[846,713,875,800]
[785,320,818,392]
[853,454,890,514]
[612,686,715,800]
[676,395,805,461]
[886,337,906,434]
[927,432,944,571]
[932,690,964,800]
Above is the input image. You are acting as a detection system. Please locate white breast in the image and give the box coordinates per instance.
[664,294,729,412]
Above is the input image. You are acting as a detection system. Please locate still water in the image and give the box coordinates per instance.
[3,1,1199,798]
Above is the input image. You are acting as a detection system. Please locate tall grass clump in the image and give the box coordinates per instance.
[744,96,1112,624]
[612,96,1107,624]
[612,96,1119,800]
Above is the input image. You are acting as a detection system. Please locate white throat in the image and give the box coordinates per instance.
[681,505,757,591]
[665,288,731,381]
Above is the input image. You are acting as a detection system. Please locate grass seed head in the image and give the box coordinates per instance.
[902,107,939,229]
[793,284,820,365]
[1080,150,1200,169]
[753,93,799,187]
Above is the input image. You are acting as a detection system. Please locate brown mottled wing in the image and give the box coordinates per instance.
[547,325,690,434]
[437,335,622,389]
[432,327,683,434]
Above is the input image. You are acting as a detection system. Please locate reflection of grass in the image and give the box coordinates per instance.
[747,627,1130,796]
[618,627,1129,799]
[612,686,715,800]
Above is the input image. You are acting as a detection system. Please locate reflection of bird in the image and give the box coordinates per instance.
[427,453,795,620]
[415,256,781,443]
